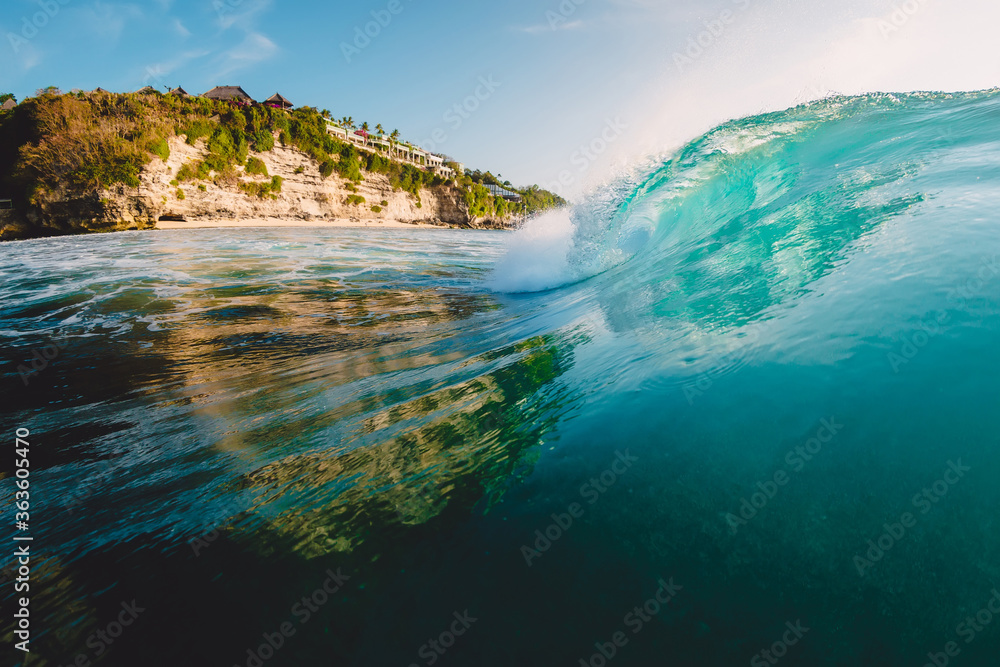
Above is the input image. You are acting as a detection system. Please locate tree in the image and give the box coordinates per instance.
[0,93,15,104]
[35,86,62,97]
[360,121,369,132]
[375,123,384,136]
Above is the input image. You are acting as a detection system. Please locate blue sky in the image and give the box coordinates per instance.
[1,0,998,197]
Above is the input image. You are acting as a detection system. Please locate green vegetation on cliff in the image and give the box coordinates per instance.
[0,89,566,240]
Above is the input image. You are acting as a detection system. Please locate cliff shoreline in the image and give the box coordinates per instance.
[1,136,513,240]
[0,90,565,241]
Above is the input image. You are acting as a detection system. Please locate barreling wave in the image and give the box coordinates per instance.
[493,89,1000,310]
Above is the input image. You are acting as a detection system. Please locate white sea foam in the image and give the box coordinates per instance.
[488,209,577,293]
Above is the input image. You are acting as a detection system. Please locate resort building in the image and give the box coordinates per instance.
[202,86,255,105]
[1,99,15,111]
[135,86,160,95]
[326,122,349,141]
[349,130,369,147]
[486,184,523,202]
[169,87,191,98]
[369,134,392,152]
[264,93,293,110]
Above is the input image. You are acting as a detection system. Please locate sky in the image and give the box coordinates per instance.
[1,0,998,199]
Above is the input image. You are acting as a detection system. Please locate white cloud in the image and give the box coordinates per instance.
[215,0,271,31]
[518,19,585,34]
[212,32,278,78]
[172,18,190,38]
[140,49,211,89]
[82,2,144,42]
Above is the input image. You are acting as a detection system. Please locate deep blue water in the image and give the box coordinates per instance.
[2,90,1000,666]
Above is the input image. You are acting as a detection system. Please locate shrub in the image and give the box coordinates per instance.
[345,194,365,206]
[176,189,185,200]
[335,144,362,182]
[149,138,170,161]
[380,200,388,206]
[371,205,382,213]
[463,183,494,217]
[176,163,196,181]
[249,127,274,152]
[294,166,305,174]
[182,119,214,145]
[207,125,246,164]
[169,179,179,186]
[239,175,283,199]
[245,156,268,177]
[319,161,334,178]
[198,184,206,191]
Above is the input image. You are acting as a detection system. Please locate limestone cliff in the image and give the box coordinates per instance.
[2,136,513,240]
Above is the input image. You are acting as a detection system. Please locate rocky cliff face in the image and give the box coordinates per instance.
[2,136,514,239]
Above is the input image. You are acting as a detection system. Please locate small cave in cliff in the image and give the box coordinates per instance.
[158,214,187,222]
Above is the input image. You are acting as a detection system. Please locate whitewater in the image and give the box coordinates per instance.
[2,89,1000,666]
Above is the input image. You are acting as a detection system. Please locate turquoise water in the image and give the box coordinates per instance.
[3,90,1000,666]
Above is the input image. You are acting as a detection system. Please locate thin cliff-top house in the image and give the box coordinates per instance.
[1,99,15,112]
[169,87,191,98]
[202,86,255,105]
[486,184,523,203]
[263,93,293,110]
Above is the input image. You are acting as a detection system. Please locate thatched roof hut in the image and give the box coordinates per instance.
[0,99,15,111]
[263,93,293,109]
[135,86,160,95]
[168,87,191,97]
[202,85,255,104]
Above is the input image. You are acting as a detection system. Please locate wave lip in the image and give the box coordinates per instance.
[492,89,1000,321]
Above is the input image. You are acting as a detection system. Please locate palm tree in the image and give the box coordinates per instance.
[361,121,370,132]
[375,123,384,136]
[390,129,400,157]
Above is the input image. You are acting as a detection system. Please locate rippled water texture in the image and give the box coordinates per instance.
[3,90,1000,666]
